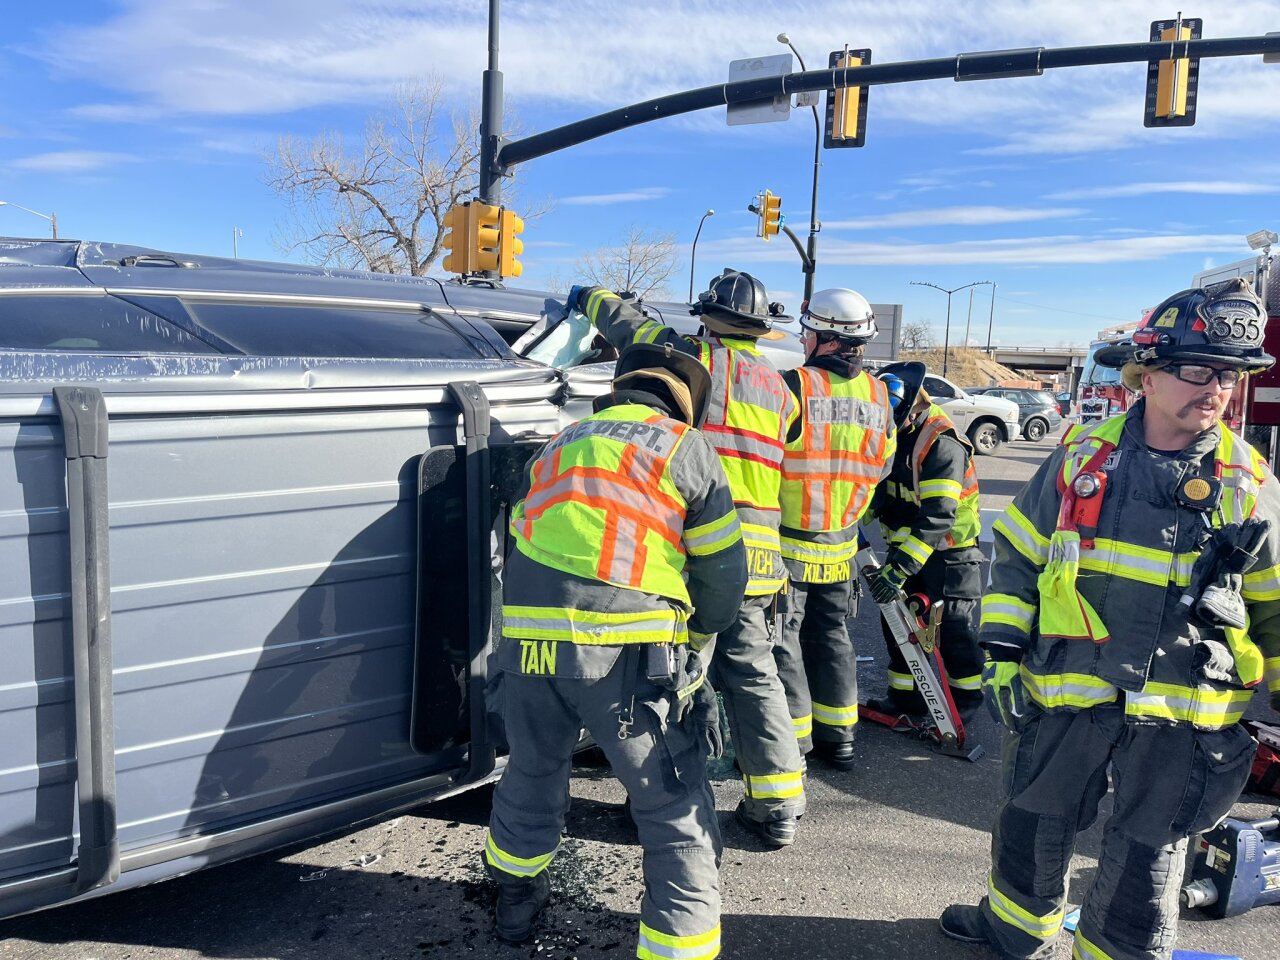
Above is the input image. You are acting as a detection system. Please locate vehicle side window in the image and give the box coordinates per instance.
[924,376,955,399]
[182,301,504,359]
[1,294,220,354]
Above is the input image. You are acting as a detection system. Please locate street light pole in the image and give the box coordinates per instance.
[911,280,994,379]
[0,200,58,239]
[777,33,821,302]
[985,282,999,355]
[688,209,715,302]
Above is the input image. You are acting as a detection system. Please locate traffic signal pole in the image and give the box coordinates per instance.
[496,35,1280,171]
[478,0,503,279]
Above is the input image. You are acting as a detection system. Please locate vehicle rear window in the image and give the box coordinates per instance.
[183,301,492,359]
[0,294,219,354]
[1029,391,1057,405]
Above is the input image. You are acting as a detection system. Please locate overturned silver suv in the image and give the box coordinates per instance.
[0,237,800,919]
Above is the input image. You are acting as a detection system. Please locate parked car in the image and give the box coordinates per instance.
[1054,391,1073,418]
[970,387,1064,442]
[0,236,801,921]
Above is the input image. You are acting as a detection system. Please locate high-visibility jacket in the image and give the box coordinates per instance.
[982,400,1280,730]
[506,401,747,647]
[870,403,981,577]
[581,286,798,596]
[779,365,895,583]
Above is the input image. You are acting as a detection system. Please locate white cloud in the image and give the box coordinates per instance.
[700,231,1250,267]
[825,206,1085,229]
[20,0,1280,163]
[1048,181,1280,200]
[560,187,672,206]
[9,150,140,172]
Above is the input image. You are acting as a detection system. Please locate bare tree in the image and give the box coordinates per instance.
[268,79,517,276]
[900,319,936,351]
[575,227,678,301]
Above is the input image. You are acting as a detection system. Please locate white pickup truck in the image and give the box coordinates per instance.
[921,373,1022,456]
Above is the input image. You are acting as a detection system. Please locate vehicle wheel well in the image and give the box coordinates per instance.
[970,416,1007,441]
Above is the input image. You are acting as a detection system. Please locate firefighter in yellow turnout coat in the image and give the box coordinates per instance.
[772,288,895,769]
[574,270,808,847]
[942,278,1280,960]
[483,343,747,958]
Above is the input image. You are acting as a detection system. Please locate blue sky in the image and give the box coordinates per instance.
[3,0,1279,347]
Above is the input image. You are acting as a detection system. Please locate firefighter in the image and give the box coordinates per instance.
[942,277,1280,960]
[772,288,896,769]
[863,362,985,720]
[571,271,806,846]
[482,342,748,955]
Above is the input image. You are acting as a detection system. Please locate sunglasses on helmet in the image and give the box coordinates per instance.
[1162,363,1243,388]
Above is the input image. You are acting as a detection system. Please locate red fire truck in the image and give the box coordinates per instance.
[1193,249,1280,451]
[1077,321,1142,424]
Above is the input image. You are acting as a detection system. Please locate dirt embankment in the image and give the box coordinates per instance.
[899,348,1028,389]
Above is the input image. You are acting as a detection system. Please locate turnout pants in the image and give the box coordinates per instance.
[878,548,983,714]
[485,648,723,959]
[708,593,807,822]
[982,703,1255,960]
[774,578,859,755]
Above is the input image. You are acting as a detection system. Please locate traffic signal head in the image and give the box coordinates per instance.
[824,47,871,149]
[1144,17,1201,127]
[441,203,474,275]
[472,202,503,274]
[762,190,782,239]
[500,210,524,278]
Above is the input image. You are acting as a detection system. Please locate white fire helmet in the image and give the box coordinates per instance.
[801,288,878,342]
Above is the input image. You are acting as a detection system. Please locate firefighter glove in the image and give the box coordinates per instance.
[688,682,724,759]
[982,658,1027,729]
[566,285,588,314]
[868,565,907,605]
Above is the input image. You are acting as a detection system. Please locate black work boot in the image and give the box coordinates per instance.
[735,802,797,847]
[492,870,551,943]
[812,739,856,771]
[940,903,990,944]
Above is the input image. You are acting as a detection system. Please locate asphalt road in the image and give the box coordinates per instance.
[3,428,1278,960]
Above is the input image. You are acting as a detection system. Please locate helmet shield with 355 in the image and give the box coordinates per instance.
[691,268,784,337]
[800,288,878,343]
[1096,278,1274,371]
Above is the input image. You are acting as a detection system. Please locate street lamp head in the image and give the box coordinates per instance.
[776,33,790,44]
[705,209,715,217]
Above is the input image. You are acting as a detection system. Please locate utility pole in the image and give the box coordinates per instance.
[478,0,504,280]
[985,283,999,355]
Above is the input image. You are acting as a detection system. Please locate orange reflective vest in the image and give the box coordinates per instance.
[780,367,894,576]
[511,404,694,604]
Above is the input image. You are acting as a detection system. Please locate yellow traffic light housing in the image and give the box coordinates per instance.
[441,203,475,275]
[1144,16,1201,127]
[472,202,503,274]
[761,190,782,240]
[824,46,871,148]
[500,209,524,278]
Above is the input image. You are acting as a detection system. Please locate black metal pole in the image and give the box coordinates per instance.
[479,0,503,207]
[498,35,1280,172]
[942,293,952,378]
[689,210,713,302]
[477,0,504,280]
[964,286,975,349]
[781,38,822,303]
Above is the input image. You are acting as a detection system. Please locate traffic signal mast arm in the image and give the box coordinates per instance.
[495,33,1280,172]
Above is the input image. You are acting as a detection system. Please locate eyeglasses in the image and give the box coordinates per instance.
[1162,364,1243,388]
